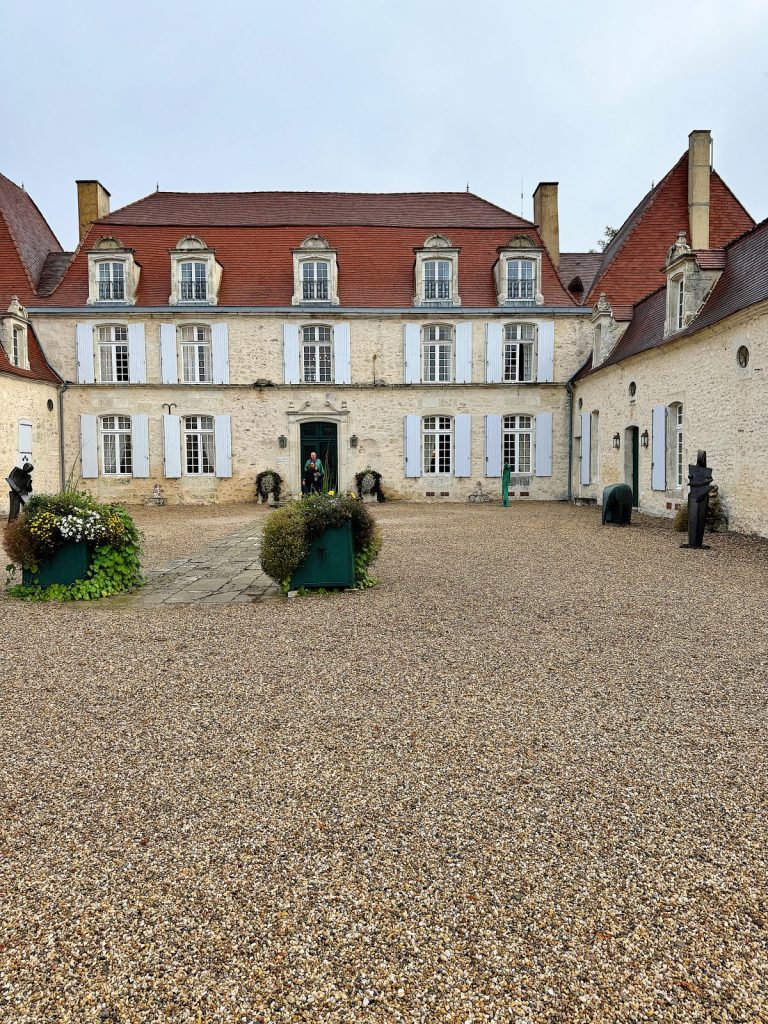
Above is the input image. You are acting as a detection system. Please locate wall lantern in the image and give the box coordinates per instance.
[278,435,287,449]
[612,433,621,450]
[640,429,650,448]
[349,434,359,448]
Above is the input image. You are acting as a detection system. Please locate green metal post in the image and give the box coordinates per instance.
[502,464,511,507]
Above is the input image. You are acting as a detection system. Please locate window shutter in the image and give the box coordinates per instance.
[580,411,591,485]
[652,405,667,490]
[404,415,421,477]
[485,322,503,383]
[534,412,553,477]
[160,324,178,384]
[163,414,182,478]
[536,320,555,382]
[131,413,150,477]
[127,323,146,384]
[404,324,420,384]
[333,323,351,384]
[454,414,472,476]
[283,323,300,384]
[214,414,232,478]
[80,414,98,478]
[76,324,94,384]
[212,322,230,384]
[485,414,502,477]
[455,323,472,384]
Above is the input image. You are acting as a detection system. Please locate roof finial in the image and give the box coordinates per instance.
[156,182,159,192]
[466,181,469,193]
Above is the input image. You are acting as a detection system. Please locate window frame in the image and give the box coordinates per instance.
[183,414,216,476]
[506,259,537,304]
[300,324,334,384]
[421,324,454,384]
[96,260,126,302]
[423,259,452,302]
[96,324,130,384]
[301,261,331,302]
[502,414,533,474]
[100,414,133,476]
[11,324,26,367]
[502,323,536,383]
[179,260,209,303]
[179,324,213,384]
[422,415,453,475]
[668,402,684,490]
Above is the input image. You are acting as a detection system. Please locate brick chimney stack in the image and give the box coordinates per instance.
[533,182,559,267]
[76,180,111,242]
[687,131,711,250]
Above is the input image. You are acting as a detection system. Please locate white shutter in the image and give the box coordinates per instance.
[651,405,667,491]
[404,415,421,477]
[163,415,181,478]
[127,323,146,384]
[485,322,503,383]
[131,413,150,477]
[333,323,351,384]
[214,414,232,478]
[454,414,472,477]
[536,320,555,382]
[18,420,33,466]
[404,324,420,384]
[580,411,591,485]
[534,412,553,477]
[80,414,98,478]
[455,323,473,384]
[212,323,230,384]
[283,323,300,384]
[160,324,178,384]
[485,414,502,477]
[76,324,94,384]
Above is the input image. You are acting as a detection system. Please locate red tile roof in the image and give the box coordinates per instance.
[0,174,63,304]
[0,321,61,384]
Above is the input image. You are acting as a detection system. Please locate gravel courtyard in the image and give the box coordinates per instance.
[1,503,766,1023]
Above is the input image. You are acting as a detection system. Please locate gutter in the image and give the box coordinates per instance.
[58,381,68,490]
[28,305,595,317]
[566,380,574,502]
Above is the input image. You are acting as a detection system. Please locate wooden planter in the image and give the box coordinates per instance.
[22,541,90,588]
[290,522,355,590]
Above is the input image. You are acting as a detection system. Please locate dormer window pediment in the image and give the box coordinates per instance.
[169,236,222,306]
[662,231,722,338]
[291,236,339,305]
[413,235,460,307]
[87,237,140,305]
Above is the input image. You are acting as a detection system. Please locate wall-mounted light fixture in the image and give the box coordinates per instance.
[640,429,649,448]
[612,433,621,450]
[278,435,287,449]
[349,434,359,448]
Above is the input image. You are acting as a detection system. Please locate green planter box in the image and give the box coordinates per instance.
[22,540,90,587]
[291,522,355,590]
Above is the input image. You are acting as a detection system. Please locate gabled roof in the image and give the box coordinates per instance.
[557,252,602,298]
[0,174,63,304]
[0,320,61,384]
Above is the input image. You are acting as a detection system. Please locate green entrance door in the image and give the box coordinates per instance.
[300,421,338,492]
[627,426,640,507]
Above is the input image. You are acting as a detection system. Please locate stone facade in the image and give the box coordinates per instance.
[0,373,61,513]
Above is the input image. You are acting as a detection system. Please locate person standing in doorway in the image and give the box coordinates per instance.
[303,449,325,494]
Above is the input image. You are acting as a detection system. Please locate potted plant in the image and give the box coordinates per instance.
[255,469,283,504]
[354,467,386,502]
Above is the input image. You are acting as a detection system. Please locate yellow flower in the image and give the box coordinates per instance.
[327,490,335,496]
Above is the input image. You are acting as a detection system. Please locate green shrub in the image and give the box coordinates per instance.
[258,501,307,587]
[673,489,727,533]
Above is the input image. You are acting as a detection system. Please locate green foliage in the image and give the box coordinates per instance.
[259,502,308,588]
[673,490,727,533]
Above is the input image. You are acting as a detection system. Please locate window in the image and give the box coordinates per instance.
[101,415,132,475]
[302,262,329,301]
[180,262,208,302]
[11,325,24,367]
[503,323,535,382]
[184,415,215,475]
[180,325,212,383]
[424,260,451,301]
[422,325,453,383]
[423,416,452,474]
[675,276,684,330]
[675,404,684,489]
[97,325,129,383]
[97,261,125,301]
[301,325,333,383]
[507,260,536,303]
[502,415,533,473]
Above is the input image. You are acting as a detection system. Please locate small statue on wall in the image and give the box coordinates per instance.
[6,462,34,521]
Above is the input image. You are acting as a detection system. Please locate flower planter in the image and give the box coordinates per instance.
[22,540,91,588]
[290,522,355,590]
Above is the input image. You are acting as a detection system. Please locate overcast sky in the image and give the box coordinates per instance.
[4,0,767,253]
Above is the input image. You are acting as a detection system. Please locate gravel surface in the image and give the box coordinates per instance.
[1,502,766,1023]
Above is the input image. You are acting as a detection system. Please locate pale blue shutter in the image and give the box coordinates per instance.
[485,414,502,477]
[160,324,178,384]
[80,414,98,477]
[580,411,591,485]
[127,323,146,384]
[404,415,421,477]
[536,320,555,382]
[455,323,472,384]
[535,412,553,476]
[76,324,94,384]
[214,414,232,478]
[485,323,503,383]
[163,415,181,478]
[454,414,472,476]
[131,413,150,477]
[404,324,420,384]
[283,323,300,384]
[333,323,351,384]
[652,405,667,490]
[212,323,230,384]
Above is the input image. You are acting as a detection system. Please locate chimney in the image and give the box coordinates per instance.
[687,130,711,250]
[76,180,111,242]
[533,182,559,267]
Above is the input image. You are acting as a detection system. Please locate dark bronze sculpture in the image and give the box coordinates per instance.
[684,450,713,549]
[6,461,34,521]
[602,483,633,526]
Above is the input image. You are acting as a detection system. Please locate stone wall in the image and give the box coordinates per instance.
[0,373,61,513]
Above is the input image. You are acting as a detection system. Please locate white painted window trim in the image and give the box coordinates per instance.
[291,253,340,306]
[168,243,222,306]
[495,251,544,307]
[100,414,133,476]
[413,248,460,307]
[10,323,28,368]
[87,253,139,305]
[96,324,130,384]
[422,415,453,475]
[502,322,536,383]
[179,324,213,384]
[182,414,216,475]
[502,414,534,474]
[300,325,334,384]
[421,324,454,383]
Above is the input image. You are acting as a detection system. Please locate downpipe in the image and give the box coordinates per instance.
[58,381,68,490]
[566,380,574,502]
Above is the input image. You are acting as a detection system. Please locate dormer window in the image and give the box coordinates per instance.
[98,261,125,300]
[2,297,30,369]
[87,237,139,305]
[292,236,339,305]
[495,237,543,307]
[675,275,685,330]
[12,325,24,367]
[169,236,222,306]
[424,260,451,301]
[413,235,460,307]
[302,262,329,301]
[507,259,536,302]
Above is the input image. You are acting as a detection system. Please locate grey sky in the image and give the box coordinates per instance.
[4,0,767,253]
